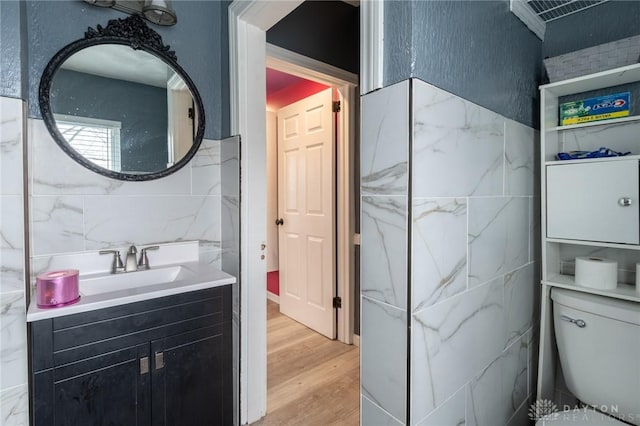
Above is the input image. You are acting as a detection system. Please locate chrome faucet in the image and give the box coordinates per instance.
[125,245,138,272]
[99,249,124,274]
[138,245,159,270]
[101,244,161,274]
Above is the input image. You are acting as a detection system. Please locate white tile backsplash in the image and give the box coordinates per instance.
[412,198,467,311]
[0,292,27,390]
[0,384,29,426]
[361,296,407,422]
[412,79,504,198]
[415,385,465,426]
[360,80,538,426]
[362,395,404,426]
[31,196,84,255]
[411,277,505,421]
[83,195,220,249]
[361,80,409,196]
[191,139,221,196]
[1,196,25,293]
[505,119,536,197]
[361,195,408,309]
[0,98,24,196]
[468,197,530,287]
[0,97,28,425]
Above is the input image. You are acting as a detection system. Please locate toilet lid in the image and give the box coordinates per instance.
[534,408,628,425]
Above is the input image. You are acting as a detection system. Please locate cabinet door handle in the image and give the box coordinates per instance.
[155,351,165,370]
[140,357,150,375]
[618,197,633,207]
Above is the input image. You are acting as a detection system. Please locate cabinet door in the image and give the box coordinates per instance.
[34,344,151,426]
[151,324,231,426]
[547,160,639,244]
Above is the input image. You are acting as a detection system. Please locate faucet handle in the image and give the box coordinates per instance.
[99,250,124,273]
[138,245,160,270]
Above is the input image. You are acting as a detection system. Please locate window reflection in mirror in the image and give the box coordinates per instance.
[49,44,196,174]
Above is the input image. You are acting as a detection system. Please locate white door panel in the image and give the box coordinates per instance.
[277,88,335,339]
[546,160,639,244]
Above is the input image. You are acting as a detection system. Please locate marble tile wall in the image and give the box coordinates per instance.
[220,135,240,426]
[0,96,29,425]
[360,80,540,426]
[28,118,223,287]
[410,79,539,426]
[360,80,410,424]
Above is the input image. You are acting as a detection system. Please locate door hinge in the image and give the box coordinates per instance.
[333,296,342,309]
[332,101,341,113]
[353,233,361,246]
[188,107,194,119]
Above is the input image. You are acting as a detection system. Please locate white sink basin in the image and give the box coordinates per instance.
[81,265,191,296]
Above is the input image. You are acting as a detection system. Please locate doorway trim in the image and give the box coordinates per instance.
[229,2,382,424]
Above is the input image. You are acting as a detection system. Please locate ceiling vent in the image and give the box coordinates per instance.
[510,0,608,40]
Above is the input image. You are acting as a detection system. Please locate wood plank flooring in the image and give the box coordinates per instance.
[251,300,360,426]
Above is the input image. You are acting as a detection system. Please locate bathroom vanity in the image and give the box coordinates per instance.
[30,286,231,425]
[538,63,640,403]
[26,242,236,426]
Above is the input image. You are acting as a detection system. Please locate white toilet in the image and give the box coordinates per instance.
[536,288,640,425]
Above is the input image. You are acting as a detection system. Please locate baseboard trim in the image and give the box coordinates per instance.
[266,291,280,304]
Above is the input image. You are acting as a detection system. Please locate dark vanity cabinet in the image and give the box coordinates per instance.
[30,286,232,426]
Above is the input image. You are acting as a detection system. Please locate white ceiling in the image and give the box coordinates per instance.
[61,44,171,88]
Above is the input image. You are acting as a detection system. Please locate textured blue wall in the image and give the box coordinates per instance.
[25,0,227,139]
[1,0,28,99]
[543,0,640,58]
[384,0,543,128]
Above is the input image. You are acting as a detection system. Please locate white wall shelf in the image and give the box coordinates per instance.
[540,63,640,97]
[546,237,640,250]
[538,63,640,404]
[543,274,640,303]
[547,115,640,132]
[545,154,640,166]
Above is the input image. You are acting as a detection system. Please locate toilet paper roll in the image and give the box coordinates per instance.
[575,257,617,290]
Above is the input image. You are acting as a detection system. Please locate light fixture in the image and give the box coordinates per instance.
[84,0,116,7]
[83,0,177,26]
[143,0,177,26]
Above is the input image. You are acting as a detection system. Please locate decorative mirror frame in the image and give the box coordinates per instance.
[39,15,206,181]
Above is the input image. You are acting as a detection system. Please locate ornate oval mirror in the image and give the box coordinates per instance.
[39,15,205,181]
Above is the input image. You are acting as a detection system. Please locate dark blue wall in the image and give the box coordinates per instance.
[1,0,28,99]
[25,0,227,139]
[543,0,640,58]
[384,0,543,128]
[51,69,169,172]
[266,1,360,75]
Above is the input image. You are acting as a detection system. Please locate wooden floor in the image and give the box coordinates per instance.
[251,300,360,426]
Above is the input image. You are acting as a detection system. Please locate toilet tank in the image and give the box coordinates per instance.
[552,288,640,425]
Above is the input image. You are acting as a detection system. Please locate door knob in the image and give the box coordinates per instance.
[275,218,284,226]
[618,197,633,207]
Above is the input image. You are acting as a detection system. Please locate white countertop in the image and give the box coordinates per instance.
[27,261,236,322]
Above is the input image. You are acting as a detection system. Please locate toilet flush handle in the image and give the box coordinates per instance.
[560,315,586,328]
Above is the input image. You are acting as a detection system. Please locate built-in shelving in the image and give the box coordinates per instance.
[545,154,640,166]
[547,115,640,132]
[545,237,640,250]
[538,62,640,402]
[543,273,640,303]
[540,63,640,97]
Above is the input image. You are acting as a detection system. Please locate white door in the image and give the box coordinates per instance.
[277,88,336,339]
